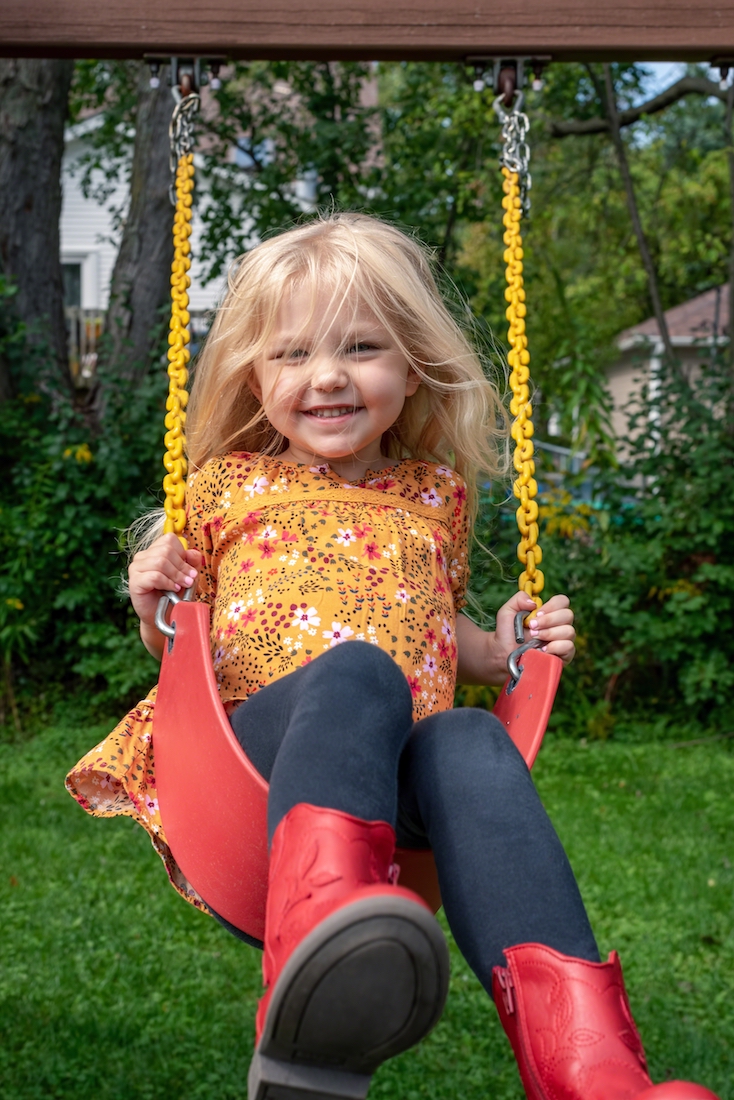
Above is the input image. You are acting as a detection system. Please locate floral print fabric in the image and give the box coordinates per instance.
[65,453,469,911]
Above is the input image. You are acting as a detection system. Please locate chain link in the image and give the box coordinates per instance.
[501,164,544,609]
[163,151,195,542]
[494,93,532,217]
[169,93,200,204]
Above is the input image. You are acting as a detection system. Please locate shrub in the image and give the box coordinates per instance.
[470,349,734,735]
[0,284,165,727]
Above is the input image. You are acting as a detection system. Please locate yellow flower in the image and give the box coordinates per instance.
[543,489,593,539]
[63,443,93,463]
[5,598,24,610]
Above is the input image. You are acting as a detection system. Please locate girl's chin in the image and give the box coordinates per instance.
[283,442,386,470]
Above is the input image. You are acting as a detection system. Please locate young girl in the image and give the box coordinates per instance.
[67,214,717,1100]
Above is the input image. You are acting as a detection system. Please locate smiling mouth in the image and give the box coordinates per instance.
[304,406,360,418]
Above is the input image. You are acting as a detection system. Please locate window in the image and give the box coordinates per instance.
[62,263,82,308]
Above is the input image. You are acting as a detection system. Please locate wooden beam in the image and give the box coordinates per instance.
[2,1,734,62]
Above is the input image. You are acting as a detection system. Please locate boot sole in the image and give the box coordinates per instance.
[248,894,450,1100]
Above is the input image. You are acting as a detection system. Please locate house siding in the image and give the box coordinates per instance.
[60,133,224,315]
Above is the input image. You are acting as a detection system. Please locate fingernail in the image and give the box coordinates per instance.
[529,618,538,628]
[542,645,548,652]
[174,583,181,592]
[183,576,193,586]
[530,628,539,637]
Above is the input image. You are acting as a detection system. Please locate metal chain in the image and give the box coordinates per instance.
[494,92,532,216]
[163,93,198,542]
[496,97,544,610]
[168,92,200,204]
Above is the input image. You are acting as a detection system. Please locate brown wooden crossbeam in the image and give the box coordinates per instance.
[2,1,734,62]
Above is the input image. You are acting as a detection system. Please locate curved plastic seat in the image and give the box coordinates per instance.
[154,599,562,942]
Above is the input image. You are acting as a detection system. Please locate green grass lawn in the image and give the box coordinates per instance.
[1,719,732,1099]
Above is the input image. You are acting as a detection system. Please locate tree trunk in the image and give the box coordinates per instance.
[602,64,676,366]
[0,58,73,401]
[95,63,175,396]
[725,81,734,432]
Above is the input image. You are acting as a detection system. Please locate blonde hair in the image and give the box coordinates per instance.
[186,212,508,517]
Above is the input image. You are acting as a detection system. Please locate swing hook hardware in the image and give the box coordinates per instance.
[155,585,197,649]
[506,639,542,693]
[494,91,532,216]
[467,56,550,102]
[145,55,227,97]
[168,89,201,204]
[505,610,542,693]
[712,57,734,88]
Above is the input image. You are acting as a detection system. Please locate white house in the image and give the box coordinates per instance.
[60,114,225,379]
[608,285,728,439]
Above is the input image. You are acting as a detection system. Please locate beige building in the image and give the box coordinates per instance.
[608,285,728,440]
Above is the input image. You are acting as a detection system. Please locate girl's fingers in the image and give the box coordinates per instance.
[184,547,203,570]
[535,626,576,645]
[543,638,575,651]
[129,559,197,597]
[529,615,574,634]
[133,568,191,595]
[543,640,576,665]
[540,593,571,611]
[527,603,574,638]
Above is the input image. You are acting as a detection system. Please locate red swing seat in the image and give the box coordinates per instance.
[154,598,562,943]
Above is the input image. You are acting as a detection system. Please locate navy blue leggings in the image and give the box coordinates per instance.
[228,641,599,992]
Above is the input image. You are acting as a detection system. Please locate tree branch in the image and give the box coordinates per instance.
[548,75,725,138]
[602,64,675,365]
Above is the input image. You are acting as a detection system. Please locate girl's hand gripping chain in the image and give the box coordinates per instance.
[128,532,202,658]
[456,592,575,687]
[496,592,576,666]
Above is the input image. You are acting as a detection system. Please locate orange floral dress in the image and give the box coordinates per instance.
[66,453,470,911]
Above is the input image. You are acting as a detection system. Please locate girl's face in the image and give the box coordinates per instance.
[249,285,419,480]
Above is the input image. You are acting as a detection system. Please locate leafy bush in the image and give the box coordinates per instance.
[470,348,734,736]
[0,283,165,728]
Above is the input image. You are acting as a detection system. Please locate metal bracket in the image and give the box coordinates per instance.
[144,55,227,96]
[466,56,551,103]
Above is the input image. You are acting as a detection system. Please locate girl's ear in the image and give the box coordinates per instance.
[404,368,420,397]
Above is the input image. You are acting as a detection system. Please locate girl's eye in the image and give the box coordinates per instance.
[271,348,309,362]
[346,342,379,355]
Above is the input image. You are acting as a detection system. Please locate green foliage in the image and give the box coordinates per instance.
[0,286,165,722]
[372,63,500,263]
[199,61,377,279]
[470,347,734,734]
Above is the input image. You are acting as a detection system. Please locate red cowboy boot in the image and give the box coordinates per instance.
[248,802,450,1100]
[492,943,720,1100]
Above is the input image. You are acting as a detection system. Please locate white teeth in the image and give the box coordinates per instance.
[308,407,354,418]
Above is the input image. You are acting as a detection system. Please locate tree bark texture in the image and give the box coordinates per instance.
[0,58,73,401]
[97,62,174,390]
[602,64,675,367]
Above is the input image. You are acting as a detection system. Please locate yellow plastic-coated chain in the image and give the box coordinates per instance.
[502,166,544,609]
[163,153,194,546]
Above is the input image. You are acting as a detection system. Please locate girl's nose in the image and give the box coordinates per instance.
[309,353,349,392]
